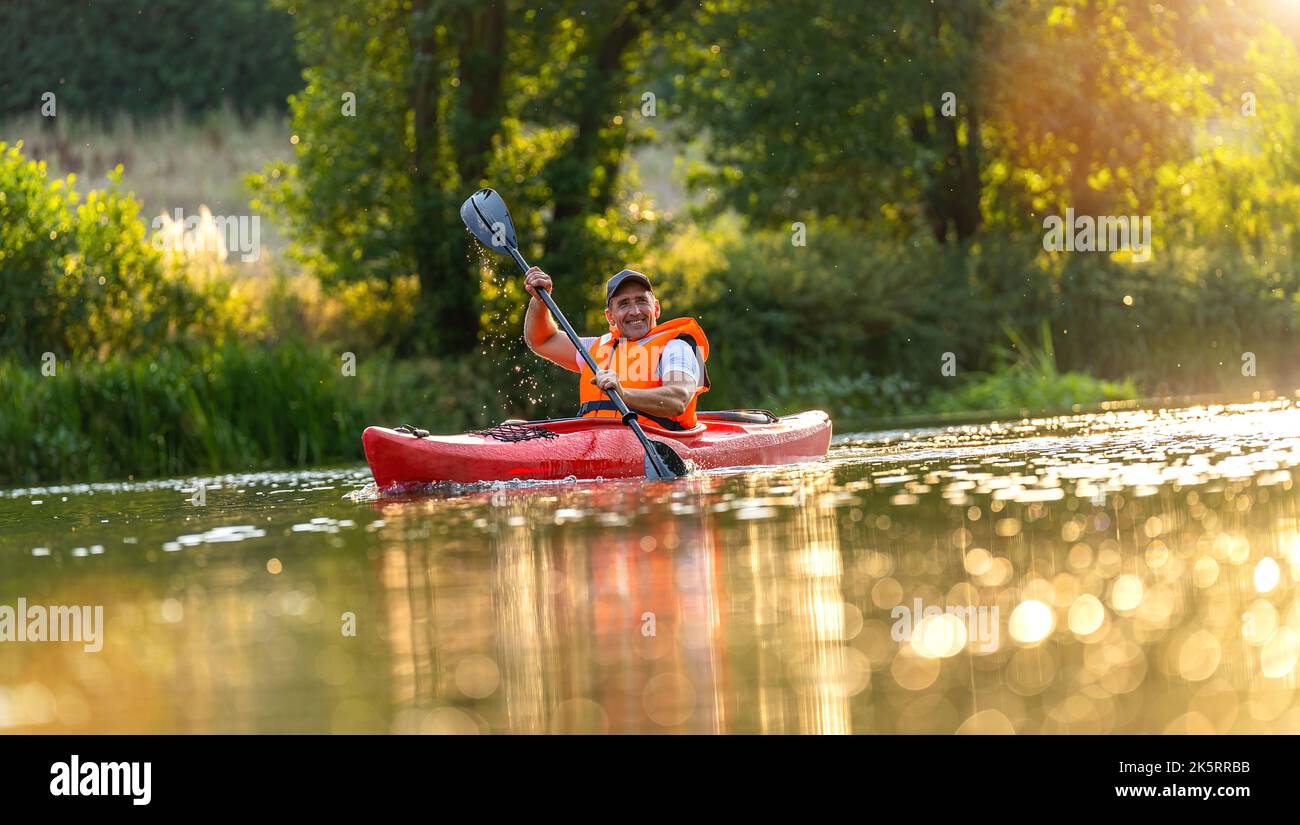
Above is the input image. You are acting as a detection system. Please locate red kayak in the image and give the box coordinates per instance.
[362,410,832,487]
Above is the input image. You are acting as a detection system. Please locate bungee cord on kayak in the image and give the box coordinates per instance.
[468,422,561,443]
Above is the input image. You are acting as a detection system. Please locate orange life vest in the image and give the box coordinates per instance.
[577,317,710,430]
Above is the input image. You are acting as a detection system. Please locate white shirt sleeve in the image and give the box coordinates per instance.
[574,337,597,371]
[657,338,700,386]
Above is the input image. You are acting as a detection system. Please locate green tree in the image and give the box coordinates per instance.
[253,0,694,356]
[0,0,299,121]
[671,0,1283,243]
[670,0,997,243]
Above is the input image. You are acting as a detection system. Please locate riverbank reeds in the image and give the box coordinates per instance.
[0,342,503,485]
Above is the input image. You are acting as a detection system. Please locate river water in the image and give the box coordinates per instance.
[3,399,1300,733]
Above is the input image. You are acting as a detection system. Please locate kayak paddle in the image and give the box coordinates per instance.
[459,188,688,480]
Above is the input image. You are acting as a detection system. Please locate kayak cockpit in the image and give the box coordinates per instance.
[486,410,779,439]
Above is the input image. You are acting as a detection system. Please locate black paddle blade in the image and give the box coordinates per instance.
[645,440,689,479]
[460,188,519,254]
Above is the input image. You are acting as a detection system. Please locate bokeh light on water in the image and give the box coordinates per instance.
[3,399,1300,732]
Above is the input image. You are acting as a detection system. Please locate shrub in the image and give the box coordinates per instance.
[0,141,197,361]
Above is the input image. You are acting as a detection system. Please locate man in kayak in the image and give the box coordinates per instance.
[524,267,710,430]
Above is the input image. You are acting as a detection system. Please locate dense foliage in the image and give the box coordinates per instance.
[250,0,693,356]
[0,142,198,361]
[0,0,299,121]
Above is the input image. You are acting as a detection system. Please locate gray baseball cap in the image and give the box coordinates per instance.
[605,269,654,305]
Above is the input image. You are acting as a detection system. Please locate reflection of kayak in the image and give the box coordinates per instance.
[362,410,832,487]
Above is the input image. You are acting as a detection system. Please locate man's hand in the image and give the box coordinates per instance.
[524,266,552,299]
[591,369,622,395]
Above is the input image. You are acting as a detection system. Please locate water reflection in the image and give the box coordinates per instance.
[3,400,1300,732]
[377,478,738,733]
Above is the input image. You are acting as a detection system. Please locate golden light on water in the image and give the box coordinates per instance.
[911,613,967,658]
[1261,628,1300,678]
[420,707,479,735]
[453,654,501,699]
[642,673,696,727]
[1145,540,1170,569]
[963,547,992,575]
[1193,555,1220,588]
[1068,594,1106,636]
[1284,532,1300,569]
[1110,574,1144,612]
[550,699,610,734]
[1255,556,1282,592]
[9,400,1300,732]
[1224,534,1252,565]
[1009,599,1054,644]
[956,709,1016,734]
[1244,600,1279,645]
[871,577,903,608]
[841,602,864,639]
[820,646,872,699]
[1177,630,1222,681]
[976,556,1014,587]
[890,648,942,691]
[1012,647,1059,696]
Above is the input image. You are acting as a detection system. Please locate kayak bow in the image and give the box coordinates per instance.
[362,410,832,487]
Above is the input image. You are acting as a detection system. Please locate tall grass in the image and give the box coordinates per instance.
[0,342,504,485]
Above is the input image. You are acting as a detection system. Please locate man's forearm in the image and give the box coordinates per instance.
[524,296,558,351]
[618,384,694,418]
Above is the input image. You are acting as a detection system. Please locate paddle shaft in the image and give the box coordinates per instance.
[506,246,674,477]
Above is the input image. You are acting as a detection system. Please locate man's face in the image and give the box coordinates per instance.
[605,283,659,339]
